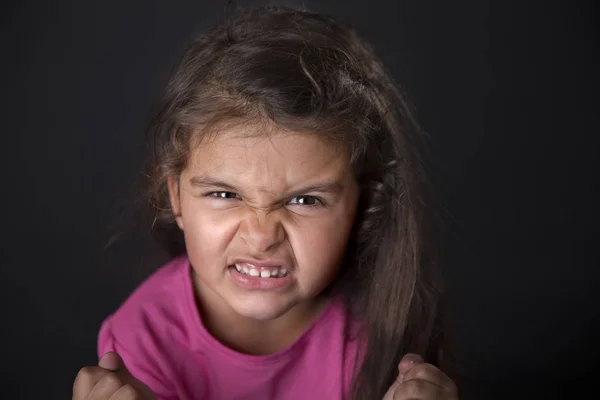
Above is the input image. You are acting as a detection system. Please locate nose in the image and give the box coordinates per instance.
[238,211,286,253]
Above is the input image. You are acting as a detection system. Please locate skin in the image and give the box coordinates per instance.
[169,126,359,355]
[383,354,459,400]
[72,125,459,399]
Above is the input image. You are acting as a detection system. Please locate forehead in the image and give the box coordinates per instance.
[186,124,351,188]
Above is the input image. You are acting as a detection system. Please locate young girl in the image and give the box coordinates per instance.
[73,5,458,400]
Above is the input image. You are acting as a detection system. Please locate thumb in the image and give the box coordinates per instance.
[98,352,135,383]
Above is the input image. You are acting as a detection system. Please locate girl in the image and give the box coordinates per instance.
[73,4,458,400]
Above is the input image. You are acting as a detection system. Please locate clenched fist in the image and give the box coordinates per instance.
[73,352,157,400]
[383,353,459,400]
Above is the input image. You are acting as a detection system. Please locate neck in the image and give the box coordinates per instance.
[191,271,327,355]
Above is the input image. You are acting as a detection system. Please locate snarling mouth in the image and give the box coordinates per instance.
[230,263,290,278]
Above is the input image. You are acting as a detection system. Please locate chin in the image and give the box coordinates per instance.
[230,295,296,321]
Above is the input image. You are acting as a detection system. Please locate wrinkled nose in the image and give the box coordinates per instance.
[238,212,286,252]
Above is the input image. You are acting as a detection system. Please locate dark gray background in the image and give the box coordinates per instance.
[1,0,598,399]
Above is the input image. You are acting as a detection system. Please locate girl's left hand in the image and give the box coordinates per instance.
[382,353,459,400]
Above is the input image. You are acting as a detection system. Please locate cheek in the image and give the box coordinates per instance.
[180,202,239,264]
[288,210,355,278]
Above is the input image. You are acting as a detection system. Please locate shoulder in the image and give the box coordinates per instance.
[98,254,194,360]
[97,255,195,397]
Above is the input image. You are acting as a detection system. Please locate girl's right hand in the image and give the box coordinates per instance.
[73,352,157,400]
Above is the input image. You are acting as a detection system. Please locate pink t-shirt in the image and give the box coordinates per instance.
[98,255,361,400]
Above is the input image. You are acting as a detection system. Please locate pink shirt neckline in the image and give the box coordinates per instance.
[179,257,338,367]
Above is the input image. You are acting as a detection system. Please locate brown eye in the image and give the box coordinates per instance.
[287,196,322,206]
[208,191,240,199]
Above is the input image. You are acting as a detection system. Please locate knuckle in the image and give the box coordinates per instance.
[102,371,124,388]
[118,383,142,399]
[73,366,107,399]
[75,366,98,385]
[402,379,428,396]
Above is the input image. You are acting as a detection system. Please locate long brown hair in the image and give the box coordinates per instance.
[144,4,447,399]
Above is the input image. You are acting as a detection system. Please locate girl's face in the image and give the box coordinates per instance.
[168,125,359,322]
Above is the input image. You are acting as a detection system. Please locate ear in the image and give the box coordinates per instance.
[167,176,184,230]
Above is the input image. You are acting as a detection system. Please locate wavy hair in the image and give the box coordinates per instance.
[144,5,447,399]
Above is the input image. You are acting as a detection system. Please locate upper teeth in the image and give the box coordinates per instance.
[234,263,289,278]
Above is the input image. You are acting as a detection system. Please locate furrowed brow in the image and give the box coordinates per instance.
[287,181,344,197]
[189,177,239,192]
[189,176,344,197]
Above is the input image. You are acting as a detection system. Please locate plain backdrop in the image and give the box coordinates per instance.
[1,0,598,399]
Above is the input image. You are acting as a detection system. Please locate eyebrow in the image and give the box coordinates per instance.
[189,176,344,196]
[189,177,238,192]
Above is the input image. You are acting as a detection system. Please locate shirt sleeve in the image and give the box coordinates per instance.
[98,317,179,400]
